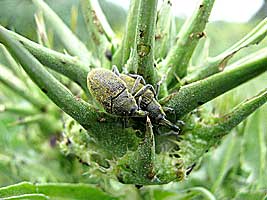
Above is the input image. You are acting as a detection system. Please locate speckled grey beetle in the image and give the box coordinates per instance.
[87,66,179,132]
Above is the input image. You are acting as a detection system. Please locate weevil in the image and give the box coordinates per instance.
[87,67,179,132]
[87,68,145,116]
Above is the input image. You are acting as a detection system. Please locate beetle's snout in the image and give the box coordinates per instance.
[155,113,165,122]
[159,117,180,133]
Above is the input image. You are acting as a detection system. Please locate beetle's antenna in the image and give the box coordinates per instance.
[111,65,120,76]
[159,117,180,132]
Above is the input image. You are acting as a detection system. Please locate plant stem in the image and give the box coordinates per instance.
[0,65,45,110]
[154,0,173,59]
[90,0,115,41]
[81,0,111,67]
[34,11,51,48]
[213,88,267,134]
[0,27,102,129]
[32,0,94,66]
[185,187,216,200]
[8,114,45,126]
[183,17,267,84]
[164,49,267,118]
[165,0,215,88]
[0,104,38,116]
[113,0,141,70]
[0,44,20,75]
[135,0,158,85]
[0,26,90,93]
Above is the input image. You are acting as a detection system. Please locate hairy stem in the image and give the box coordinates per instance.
[135,0,158,85]
[81,0,111,66]
[165,0,215,88]
[0,27,101,129]
[32,0,94,66]
[213,88,267,134]
[118,0,140,71]
[165,49,267,118]
[183,17,267,84]
[0,26,90,93]
[0,65,45,110]
[154,0,173,59]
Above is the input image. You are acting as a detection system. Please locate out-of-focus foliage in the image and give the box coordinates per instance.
[0,0,126,40]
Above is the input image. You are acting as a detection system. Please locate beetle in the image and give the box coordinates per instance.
[87,66,179,132]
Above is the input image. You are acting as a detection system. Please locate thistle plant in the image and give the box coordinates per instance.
[0,0,267,194]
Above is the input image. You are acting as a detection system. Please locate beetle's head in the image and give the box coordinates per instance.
[113,90,146,117]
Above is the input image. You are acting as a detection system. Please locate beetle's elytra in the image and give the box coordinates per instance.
[87,68,143,116]
[87,67,179,132]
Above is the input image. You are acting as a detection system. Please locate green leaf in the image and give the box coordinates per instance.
[0,182,118,200]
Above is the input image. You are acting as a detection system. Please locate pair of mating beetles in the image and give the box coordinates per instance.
[87,66,179,132]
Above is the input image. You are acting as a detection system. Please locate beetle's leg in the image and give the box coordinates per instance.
[163,107,185,126]
[128,74,146,84]
[134,84,157,98]
[176,120,185,126]
[111,65,120,76]
[155,75,166,99]
[137,96,142,110]
[128,74,146,94]
[163,106,175,113]
[158,130,179,136]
